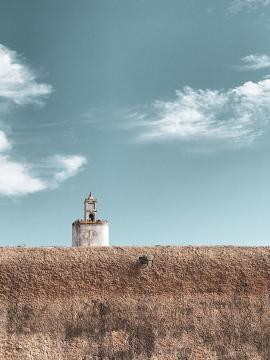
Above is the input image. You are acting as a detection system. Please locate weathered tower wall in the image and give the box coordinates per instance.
[72,221,109,246]
[1,246,270,359]
[72,193,109,247]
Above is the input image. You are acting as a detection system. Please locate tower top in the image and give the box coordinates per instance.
[87,192,96,200]
[72,192,109,246]
[84,192,97,222]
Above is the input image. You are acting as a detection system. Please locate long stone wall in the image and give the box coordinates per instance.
[0,246,270,359]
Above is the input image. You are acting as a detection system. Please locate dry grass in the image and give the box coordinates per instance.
[0,246,269,359]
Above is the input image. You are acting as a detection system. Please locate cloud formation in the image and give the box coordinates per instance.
[0,44,86,197]
[235,54,270,70]
[0,149,86,197]
[36,154,87,190]
[229,0,270,12]
[132,79,270,146]
[0,130,11,152]
[52,155,87,183]
[0,155,46,197]
[0,45,52,105]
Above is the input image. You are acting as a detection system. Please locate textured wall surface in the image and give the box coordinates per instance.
[72,222,109,247]
[0,246,270,359]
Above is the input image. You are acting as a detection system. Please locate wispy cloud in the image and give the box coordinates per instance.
[0,151,86,197]
[0,132,45,196]
[229,0,270,13]
[0,44,86,197]
[38,154,87,188]
[0,130,87,197]
[0,45,52,105]
[52,155,87,183]
[235,54,270,70]
[130,79,270,146]
[0,155,46,197]
[0,130,11,152]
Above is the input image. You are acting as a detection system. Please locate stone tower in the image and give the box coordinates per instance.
[72,193,109,247]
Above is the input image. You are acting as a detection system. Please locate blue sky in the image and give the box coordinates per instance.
[1,0,270,246]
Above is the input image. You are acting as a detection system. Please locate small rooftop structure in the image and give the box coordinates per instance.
[84,192,97,222]
[72,193,109,247]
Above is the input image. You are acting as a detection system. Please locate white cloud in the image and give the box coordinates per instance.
[0,44,87,197]
[0,143,87,197]
[132,79,270,146]
[52,155,87,183]
[0,130,11,152]
[39,154,87,189]
[0,155,46,196]
[229,0,270,12]
[235,54,270,70]
[0,45,52,105]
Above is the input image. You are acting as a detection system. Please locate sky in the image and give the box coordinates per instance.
[1,0,270,247]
